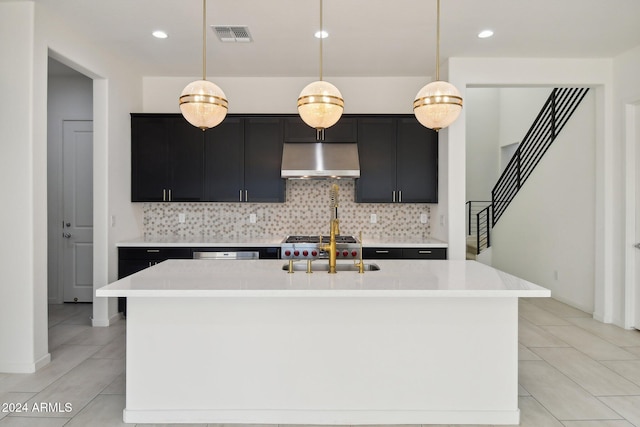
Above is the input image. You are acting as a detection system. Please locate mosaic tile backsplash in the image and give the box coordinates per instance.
[143,180,432,239]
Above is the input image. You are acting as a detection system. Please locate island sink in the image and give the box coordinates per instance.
[282,262,380,272]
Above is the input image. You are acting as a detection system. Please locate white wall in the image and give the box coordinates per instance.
[0,0,145,372]
[492,91,596,313]
[450,57,619,324]
[0,2,49,373]
[466,88,500,201]
[47,63,93,303]
[34,6,145,329]
[499,88,551,147]
[612,44,640,328]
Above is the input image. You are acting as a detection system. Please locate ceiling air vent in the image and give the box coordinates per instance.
[212,26,252,43]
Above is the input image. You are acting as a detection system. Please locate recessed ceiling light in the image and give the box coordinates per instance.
[152,30,168,39]
[314,30,328,39]
[478,30,494,39]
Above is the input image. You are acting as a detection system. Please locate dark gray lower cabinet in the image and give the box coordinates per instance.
[117,246,281,313]
[363,247,447,259]
[117,247,192,314]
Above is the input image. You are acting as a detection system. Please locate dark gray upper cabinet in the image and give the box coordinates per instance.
[283,116,357,142]
[243,117,286,202]
[355,115,438,203]
[131,114,204,202]
[132,114,285,203]
[204,117,245,202]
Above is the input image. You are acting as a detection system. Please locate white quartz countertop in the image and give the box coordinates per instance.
[97,259,548,298]
[117,236,448,248]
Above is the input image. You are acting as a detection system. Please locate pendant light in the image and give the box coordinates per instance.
[413,0,463,131]
[179,0,228,130]
[298,0,344,137]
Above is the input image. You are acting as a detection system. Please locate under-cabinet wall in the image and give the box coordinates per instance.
[143,180,433,240]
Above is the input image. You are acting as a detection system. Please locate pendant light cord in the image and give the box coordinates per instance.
[202,0,207,80]
[435,0,440,81]
[319,0,324,81]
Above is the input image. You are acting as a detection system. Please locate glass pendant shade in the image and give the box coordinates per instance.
[297,80,344,130]
[179,79,228,130]
[413,80,463,131]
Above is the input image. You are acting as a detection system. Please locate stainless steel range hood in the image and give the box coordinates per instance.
[281,142,360,179]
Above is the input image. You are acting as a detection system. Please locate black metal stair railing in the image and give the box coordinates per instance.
[465,201,492,255]
[491,87,589,226]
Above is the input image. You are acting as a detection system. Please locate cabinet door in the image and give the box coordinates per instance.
[396,118,438,203]
[362,248,403,259]
[167,117,205,201]
[204,117,245,202]
[131,115,169,201]
[355,117,397,203]
[284,116,357,143]
[244,117,286,202]
[402,248,447,259]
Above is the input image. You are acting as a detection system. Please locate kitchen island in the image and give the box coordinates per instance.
[97,259,549,425]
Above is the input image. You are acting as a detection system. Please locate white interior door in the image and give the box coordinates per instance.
[62,120,93,302]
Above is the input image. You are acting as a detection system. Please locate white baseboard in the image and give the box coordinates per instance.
[0,352,51,373]
[91,312,121,327]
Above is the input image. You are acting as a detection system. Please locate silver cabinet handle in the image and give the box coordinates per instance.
[163,189,166,201]
[418,250,432,254]
[146,249,160,253]
[168,189,172,201]
[375,250,390,254]
[245,190,248,202]
[63,233,72,238]
[392,191,396,202]
[399,190,402,203]
[239,190,243,202]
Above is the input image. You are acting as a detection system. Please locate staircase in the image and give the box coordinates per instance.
[467,87,590,256]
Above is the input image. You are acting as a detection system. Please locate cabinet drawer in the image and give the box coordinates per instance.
[402,248,447,259]
[118,247,192,260]
[362,248,403,259]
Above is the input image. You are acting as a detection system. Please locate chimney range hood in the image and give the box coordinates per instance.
[281,142,360,179]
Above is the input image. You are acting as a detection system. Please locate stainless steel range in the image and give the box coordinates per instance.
[281,235,360,260]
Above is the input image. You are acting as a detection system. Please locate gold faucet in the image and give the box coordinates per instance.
[319,218,340,274]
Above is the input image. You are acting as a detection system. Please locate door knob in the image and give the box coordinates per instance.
[63,233,72,238]
[635,243,640,250]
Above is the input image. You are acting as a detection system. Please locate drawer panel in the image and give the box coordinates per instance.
[402,248,447,259]
[118,247,192,260]
[362,248,404,259]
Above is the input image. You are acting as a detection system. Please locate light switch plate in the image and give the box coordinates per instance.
[420,213,428,224]
[178,213,186,223]
[250,213,257,223]
[370,214,377,223]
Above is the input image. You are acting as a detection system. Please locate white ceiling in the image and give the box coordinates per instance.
[36,0,640,78]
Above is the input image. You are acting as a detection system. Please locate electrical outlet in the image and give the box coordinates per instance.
[420,213,428,224]
[110,215,116,227]
[440,214,445,226]
[249,213,257,223]
[370,214,377,223]
[178,213,186,223]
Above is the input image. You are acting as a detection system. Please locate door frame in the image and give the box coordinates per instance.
[624,101,639,329]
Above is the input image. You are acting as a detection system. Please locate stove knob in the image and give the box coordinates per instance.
[336,251,340,257]
[302,250,309,256]
[342,250,349,257]
[294,250,300,256]
[351,250,358,257]
[311,250,318,256]
[284,250,291,256]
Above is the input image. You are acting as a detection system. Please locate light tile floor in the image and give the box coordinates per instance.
[1,299,640,426]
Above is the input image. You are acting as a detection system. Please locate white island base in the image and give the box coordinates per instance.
[97,259,550,425]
